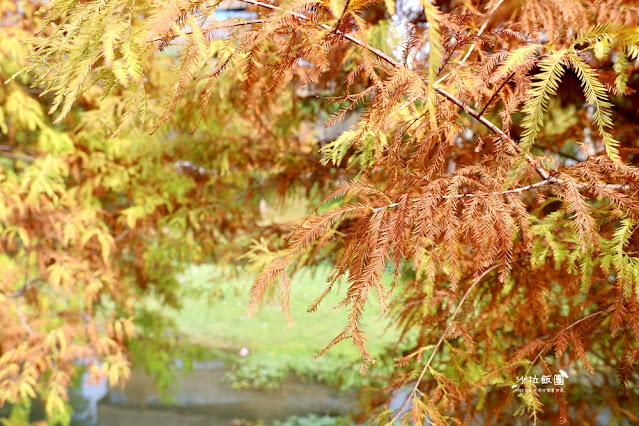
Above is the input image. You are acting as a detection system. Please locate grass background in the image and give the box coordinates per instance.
[145,262,405,390]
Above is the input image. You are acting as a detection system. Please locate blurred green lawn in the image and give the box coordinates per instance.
[154,263,403,390]
[140,194,408,391]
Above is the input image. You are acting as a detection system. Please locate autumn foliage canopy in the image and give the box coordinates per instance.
[2,0,639,423]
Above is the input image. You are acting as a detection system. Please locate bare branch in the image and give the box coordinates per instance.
[2,277,42,299]
[0,145,35,162]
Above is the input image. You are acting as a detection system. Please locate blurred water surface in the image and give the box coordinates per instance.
[70,359,355,426]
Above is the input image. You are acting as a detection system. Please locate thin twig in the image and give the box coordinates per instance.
[390,263,501,423]
[435,0,506,85]
[479,70,516,116]
[2,277,42,299]
[114,229,130,243]
[141,19,266,45]
[0,151,35,162]
[373,179,553,213]
[16,300,33,335]
[372,179,632,213]
[521,309,607,381]
[0,145,35,162]
[332,0,352,35]
[551,0,603,47]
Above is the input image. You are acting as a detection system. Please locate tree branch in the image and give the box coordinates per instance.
[16,300,33,335]
[390,263,500,423]
[1,277,42,299]
[142,19,266,44]
[521,309,607,382]
[332,0,352,34]
[373,179,554,213]
[435,0,506,85]
[479,70,516,116]
[238,0,553,182]
[240,0,633,200]
[0,144,35,162]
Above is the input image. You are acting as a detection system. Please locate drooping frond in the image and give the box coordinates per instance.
[492,44,540,82]
[559,174,598,251]
[420,0,442,129]
[566,51,621,162]
[519,50,568,152]
[313,179,392,213]
[571,23,614,47]
[152,17,207,133]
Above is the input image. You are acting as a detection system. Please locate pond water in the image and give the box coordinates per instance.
[69,359,356,425]
[7,359,619,424]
